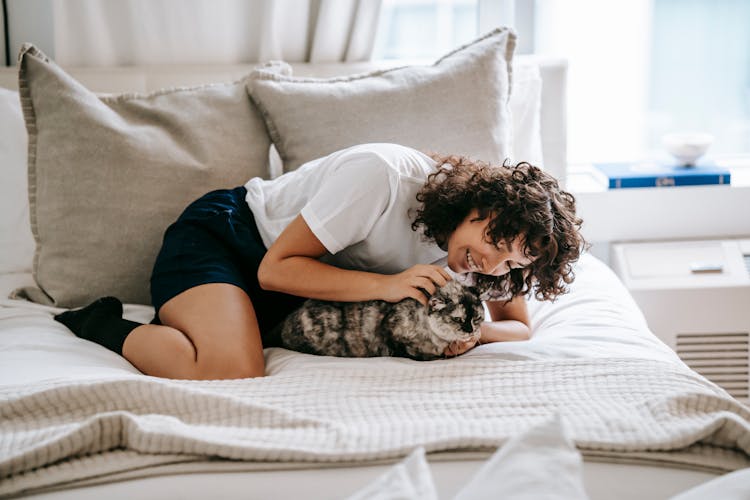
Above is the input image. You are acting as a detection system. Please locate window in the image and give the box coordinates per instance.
[534,0,750,162]
[648,0,750,159]
[375,0,750,164]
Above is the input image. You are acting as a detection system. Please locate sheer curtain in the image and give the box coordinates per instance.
[1,1,7,65]
[49,0,382,66]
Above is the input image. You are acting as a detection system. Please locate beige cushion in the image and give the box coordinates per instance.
[14,44,271,307]
[248,28,516,172]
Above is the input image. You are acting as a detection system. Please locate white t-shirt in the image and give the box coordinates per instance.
[244,143,447,274]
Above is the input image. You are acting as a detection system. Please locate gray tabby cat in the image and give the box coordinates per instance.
[277,280,484,361]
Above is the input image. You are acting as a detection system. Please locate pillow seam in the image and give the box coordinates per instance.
[99,75,254,104]
[16,44,46,302]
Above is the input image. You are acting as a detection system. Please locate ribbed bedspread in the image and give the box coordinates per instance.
[2,352,749,497]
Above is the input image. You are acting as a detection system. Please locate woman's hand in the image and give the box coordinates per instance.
[378,264,452,306]
[444,337,479,357]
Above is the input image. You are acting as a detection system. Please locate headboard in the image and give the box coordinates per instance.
[0,55,567,180]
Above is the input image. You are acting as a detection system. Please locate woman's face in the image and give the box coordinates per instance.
[446,209,534,276]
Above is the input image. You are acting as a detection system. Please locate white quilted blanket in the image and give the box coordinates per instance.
[1,351,750,497]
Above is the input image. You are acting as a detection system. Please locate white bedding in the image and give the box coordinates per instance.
[1,253,749,498]
[0,253,680,387]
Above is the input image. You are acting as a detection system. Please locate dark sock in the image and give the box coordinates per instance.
[54,297,140,354]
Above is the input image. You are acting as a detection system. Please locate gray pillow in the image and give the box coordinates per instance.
[247,28,516,172]
[14,44,272,307]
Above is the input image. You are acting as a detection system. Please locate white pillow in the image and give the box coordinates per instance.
[344,447,438,500]
[669,468,750,500]
[344,416,589,500]
[0,88,35,275]
[453,415,589,500]
[510,61,544,167]
[249,28,516,173]
[266,61,545,179]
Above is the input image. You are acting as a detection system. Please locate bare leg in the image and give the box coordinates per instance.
[122,283,265,380]
[121,323,198,379]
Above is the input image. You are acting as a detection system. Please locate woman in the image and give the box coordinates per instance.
[55,143,584,379]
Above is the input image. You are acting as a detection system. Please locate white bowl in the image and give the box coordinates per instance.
[662,132,714,166]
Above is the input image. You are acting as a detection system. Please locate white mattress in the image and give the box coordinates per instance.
[1,254,747,499]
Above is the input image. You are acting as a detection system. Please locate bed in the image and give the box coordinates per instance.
[1,30,749,499]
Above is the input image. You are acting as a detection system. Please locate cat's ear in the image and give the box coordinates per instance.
[428,295,446,310]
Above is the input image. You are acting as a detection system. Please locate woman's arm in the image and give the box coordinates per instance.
[481,295,532,342]
[257,215,450,305]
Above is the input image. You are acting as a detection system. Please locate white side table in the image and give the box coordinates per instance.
[566,158,750,250]
[611,238,750,402]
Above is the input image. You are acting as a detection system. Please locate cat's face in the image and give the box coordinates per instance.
[426,281,484,344]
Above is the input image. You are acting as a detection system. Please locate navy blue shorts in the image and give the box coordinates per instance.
[150,186,305,346]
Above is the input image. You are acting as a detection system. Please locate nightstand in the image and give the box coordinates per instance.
[611,238,750,401]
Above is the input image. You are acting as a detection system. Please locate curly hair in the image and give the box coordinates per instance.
[411,154,587,302]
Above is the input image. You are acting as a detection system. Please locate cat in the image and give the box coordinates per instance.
[276,280,484,361]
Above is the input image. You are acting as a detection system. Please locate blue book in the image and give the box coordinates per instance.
[593,162,732,189]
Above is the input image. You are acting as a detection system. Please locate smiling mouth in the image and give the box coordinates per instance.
[466,249,481,272]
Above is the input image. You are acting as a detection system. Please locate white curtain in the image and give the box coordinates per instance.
[1,1,6,66]
[50,0,382,66]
